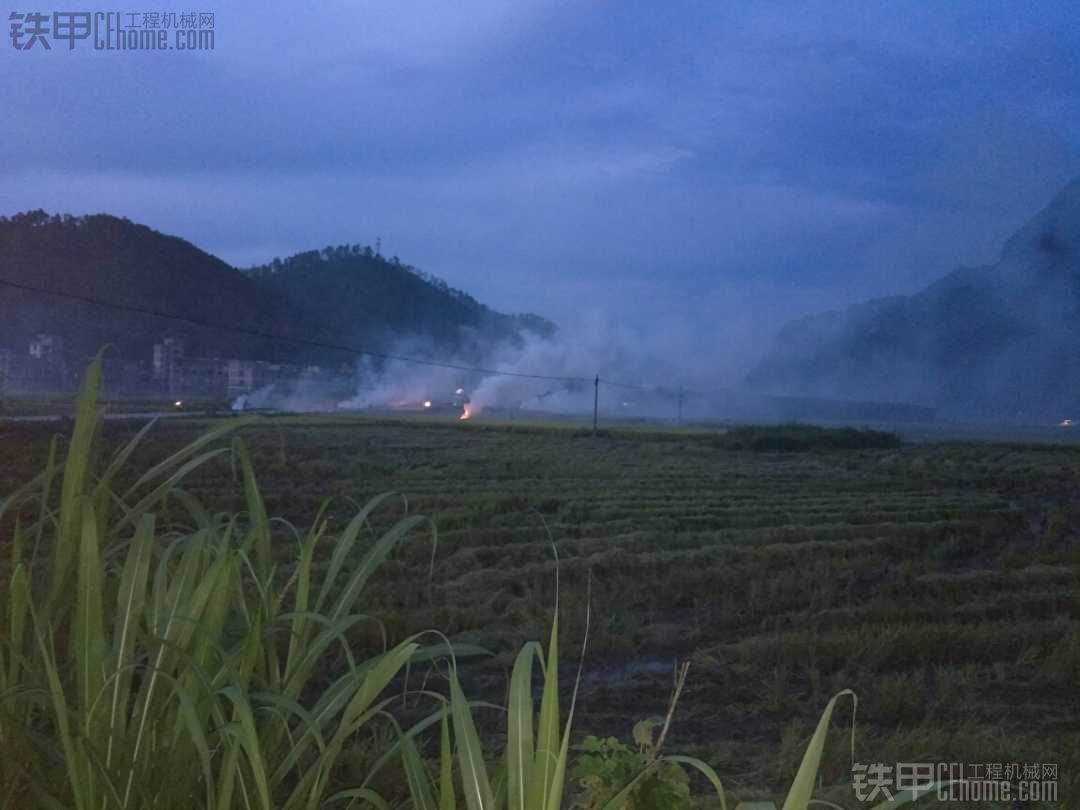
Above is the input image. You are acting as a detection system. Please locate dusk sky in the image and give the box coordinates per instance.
[4,1,1080,379]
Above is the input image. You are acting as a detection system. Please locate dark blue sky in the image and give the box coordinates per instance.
[3,1,1079,379]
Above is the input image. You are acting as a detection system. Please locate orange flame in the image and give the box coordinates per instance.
[460,404,473,421]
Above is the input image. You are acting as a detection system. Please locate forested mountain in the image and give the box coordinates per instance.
[0,211,307,365]
[247,246,554,358]
[0,210,553,368]
[748,177,1080,423]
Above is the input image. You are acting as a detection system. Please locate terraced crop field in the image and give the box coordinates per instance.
[3,415,1078,804]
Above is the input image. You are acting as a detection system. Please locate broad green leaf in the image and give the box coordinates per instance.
[450,671,496,810]
[780,690,857,810]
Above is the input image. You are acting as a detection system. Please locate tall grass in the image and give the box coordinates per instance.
[399,618,922,810]
[394,604,727,810]
[1,356,939,810]
[0,354,442,809]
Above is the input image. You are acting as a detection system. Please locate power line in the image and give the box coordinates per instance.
[0,277,590,384]
[601,378,675,394]
[598,378,652,392]
[1,276,735,407]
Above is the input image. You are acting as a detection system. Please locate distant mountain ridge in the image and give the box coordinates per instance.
[0,210,554,369]
[748,177,1080,423]
[246,245,554,360]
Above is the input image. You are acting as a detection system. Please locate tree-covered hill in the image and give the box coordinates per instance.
[0,210,554,368]
[246,245,554,358]
[0,210,309,364]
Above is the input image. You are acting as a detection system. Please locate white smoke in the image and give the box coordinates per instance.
[340,313,691,419]
[226,312,725,420]
[338,347,469,411]
[231,384,276,411]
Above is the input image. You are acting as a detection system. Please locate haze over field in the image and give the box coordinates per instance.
[2,2,1080,422]
[749,178,1080,422]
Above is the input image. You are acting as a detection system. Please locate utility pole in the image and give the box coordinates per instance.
[593,374,599,436]
[677,385,683,426]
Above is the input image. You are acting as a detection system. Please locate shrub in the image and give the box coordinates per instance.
[571,735,692,810]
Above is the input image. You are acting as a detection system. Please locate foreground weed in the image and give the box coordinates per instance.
[399,606,727,810]
[0,354,443,810]
[402,644,942,809]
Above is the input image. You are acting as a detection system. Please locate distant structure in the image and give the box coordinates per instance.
[29,333,63,362]
[152,336,185,393]
[26,333,69,390]
[0,331,347,403]
[148,337,337,399]
[176,357,223,395]
[0,348,12,395]
[227,359,256,396]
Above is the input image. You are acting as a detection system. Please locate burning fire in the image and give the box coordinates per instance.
[459,404,473,421]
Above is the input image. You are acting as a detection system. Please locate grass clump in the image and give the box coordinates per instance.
[0,354,441,809]
[402,616,731,810]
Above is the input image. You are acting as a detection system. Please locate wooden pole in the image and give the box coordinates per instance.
[593,374,599,435]
[677,385,683,426]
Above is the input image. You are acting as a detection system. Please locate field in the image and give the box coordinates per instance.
[2,412,1078,806]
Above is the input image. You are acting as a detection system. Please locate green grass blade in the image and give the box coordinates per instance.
[121,416,252,499]
[5,552,30,689]
[314,492,397,616]
[31,435,62,564]
[106,513,155,766]
[34,623,87,810]
[400,728,438,810]
[450,670,496,810]
[325,787,392,809]
[328,514,431,624]
[664,755,728,810]
[529,611,560,810]
[49,351,103,613]
[281,614,383,698]
[439,710,456,810]
[780,690,856,810]
[220,685,275,810]
[74,497,106,729]
[335,641,420,739]
[93,417,157,532]
[507,641,542,810]
[283,502,329,684]
[113,447,232,535]
[235,439,273,585]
